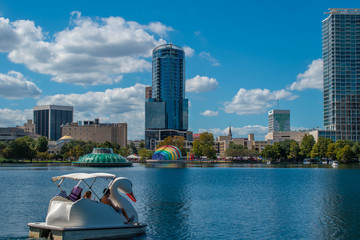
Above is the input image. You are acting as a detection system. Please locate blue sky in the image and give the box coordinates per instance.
[0,1,357,140]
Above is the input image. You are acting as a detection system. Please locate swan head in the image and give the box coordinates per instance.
[110,177,137,202]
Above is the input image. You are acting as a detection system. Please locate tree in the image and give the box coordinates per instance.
[352,142,360,160]
[199,132,216,159]
[173,136,186,155]
[261,145,277,160]
[192,140,202,157]
[3,137,37,160]
[129,142,138,154]
[69,145,84,159]
[139,148,153,161]
[191,132,216,159]
[36,136,48,153]
[139,142,145,149]
[300,134,315,158]
[326,143,337,160]
[336,145,354,163]
[37,151,50,160]
[311,137,333,160]
[288,140,301,162]
[118,147,130,157]
[278,140,292,161]
[0,142,7,157]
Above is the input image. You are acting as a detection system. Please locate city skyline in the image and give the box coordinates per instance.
[0,1,358,140]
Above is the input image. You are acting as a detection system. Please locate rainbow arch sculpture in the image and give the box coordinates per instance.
[152,145,182,160]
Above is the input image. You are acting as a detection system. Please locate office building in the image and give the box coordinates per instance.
[268,109,290,132]
[323,8,360,141]
[61,119,127,147]
[33,105,73,140]
[145,44,190,149]
[265,131,309,142]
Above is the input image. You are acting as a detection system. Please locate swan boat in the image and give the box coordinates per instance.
[28,173,147,240]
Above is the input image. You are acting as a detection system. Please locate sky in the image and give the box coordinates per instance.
[0,0,358,140]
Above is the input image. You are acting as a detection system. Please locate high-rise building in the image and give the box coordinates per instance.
[268,109,290,132]
[33,105,73,140]
[323,8,360,141]
[145,44,190,149]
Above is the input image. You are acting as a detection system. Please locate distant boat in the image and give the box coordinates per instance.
[332,161,339,168]
[303,159,311,164]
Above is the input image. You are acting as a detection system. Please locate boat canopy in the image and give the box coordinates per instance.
[52,173,116,182]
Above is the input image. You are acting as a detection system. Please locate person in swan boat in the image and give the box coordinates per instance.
[100,188,134,224]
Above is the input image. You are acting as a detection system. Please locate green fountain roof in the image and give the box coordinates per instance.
[74,148,132,167]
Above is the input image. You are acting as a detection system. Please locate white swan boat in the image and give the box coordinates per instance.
[28,173,147,240]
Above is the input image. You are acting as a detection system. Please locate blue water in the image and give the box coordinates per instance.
[1,163,360,239]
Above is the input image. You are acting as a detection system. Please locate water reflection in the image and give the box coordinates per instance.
[1,165,360,239]
[138,168,192,239]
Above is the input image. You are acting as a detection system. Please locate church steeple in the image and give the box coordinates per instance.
[228,123,232,139]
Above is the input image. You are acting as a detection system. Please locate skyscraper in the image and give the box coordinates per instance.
[323,8,360,141]
[33,105,73,140]
[268,109,290,132]
[145,44,190,149]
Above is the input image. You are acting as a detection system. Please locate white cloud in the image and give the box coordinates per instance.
[186,75,218,92]
[0,71,42,99]
[0,17,20,52]
[183,46,194,57]
[1,14,172,85]
[201,110,219,117]
[289,59,323,91]
[37,83,146,139]
[224,88,297,115]
[146,22,173,36]
[199,51,220,66]
[198,125,268,139]
[0,108,32,127]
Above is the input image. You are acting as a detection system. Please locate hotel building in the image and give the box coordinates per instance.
[145,44,191,149]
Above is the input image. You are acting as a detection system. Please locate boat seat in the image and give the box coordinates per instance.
[67,186,83,202]
[57,190,67,198]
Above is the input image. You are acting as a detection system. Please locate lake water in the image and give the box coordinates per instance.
[1,163,360,239]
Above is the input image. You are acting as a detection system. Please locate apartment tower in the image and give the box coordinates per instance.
[323,8,360,141]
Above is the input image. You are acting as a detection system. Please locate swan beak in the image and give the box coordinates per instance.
[126,192,137,202]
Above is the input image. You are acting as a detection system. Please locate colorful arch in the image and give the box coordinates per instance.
[152,145,182,160]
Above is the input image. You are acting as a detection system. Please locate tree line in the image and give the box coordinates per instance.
[261,135,360,163]
[0,136,152,161]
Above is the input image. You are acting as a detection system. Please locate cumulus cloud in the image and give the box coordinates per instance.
[0,14,171,85]
[0,108,32,127]
[201,110,219,117]
[289,59,323,91]
[186,75,219,92]
[183,46,194,57]
[0,71,42,99]
[146,22,174,36]
[37,84,146,139]
[0,17,20,52]
[199,51,220,66]
[198,125,268,139]
[224,88,297,115]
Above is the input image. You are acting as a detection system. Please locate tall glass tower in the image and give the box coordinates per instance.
[268,109,290,132]
[145,44,190,149]
[323,8,360,141]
